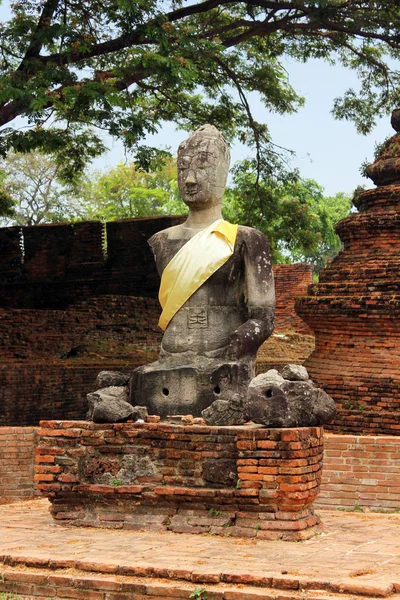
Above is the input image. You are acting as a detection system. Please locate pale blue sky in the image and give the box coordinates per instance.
[1,1,397,197]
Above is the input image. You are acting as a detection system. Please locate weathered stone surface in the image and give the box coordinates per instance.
[96,371,129,388]
[245,385,293,428]
[130,124,275,419]
[244,365,336,427]
[202,458,237,486]
[87,386,133,423]
[131,405,148,421]
[313,388,338,425]
[281,364,309,381]
[250,370,285,388]
[92,399,133,424]
[202,393,247,426]
[133,361,253,418]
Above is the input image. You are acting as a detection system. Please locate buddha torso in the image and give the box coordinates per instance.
[149,224,273,357]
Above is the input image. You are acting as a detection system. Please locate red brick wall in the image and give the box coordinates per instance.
[0,427,38,502]
[2,428,399,513]
[0,296,161,426]
[0,217,183,308]
[316,433,400,512]
[273,264,313,334]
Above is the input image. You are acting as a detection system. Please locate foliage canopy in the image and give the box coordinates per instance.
[0,151,81,225]
[224,159,352,270]
[1,0,400,181]
[76,156,186,221]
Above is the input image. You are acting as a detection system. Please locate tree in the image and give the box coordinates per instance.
[76,156,186,221]
[303,191,353,273]
[1,0,400,182]
[0,168,15,219]
[223,159,352,271]
[0,151,81,225]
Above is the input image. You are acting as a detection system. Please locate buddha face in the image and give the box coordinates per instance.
[177,125,230,209]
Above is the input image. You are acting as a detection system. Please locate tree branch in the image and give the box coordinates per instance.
[0,67,151,127]
[36,0,236,67]
[17,0,60,70]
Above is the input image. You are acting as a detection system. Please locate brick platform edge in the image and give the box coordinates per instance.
[1,560,399,600]
[35,421,324,541]
[0,426,39,503]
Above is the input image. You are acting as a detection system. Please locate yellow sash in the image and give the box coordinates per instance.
[158,219,238,331]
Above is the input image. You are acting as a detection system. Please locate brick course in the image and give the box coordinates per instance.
[273,263,313,334]
[3,428,400,511]
[1,563,393,600]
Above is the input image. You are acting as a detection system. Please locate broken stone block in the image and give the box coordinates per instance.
[202,393,247,426]
[131,405,148,421]
[96,371,130,388]
[281,364,309,381]
[87,386,133,423]
[249,370,285,389]
[244,364,336,428]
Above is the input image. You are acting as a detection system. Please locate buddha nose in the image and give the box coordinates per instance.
[185,171,196,185]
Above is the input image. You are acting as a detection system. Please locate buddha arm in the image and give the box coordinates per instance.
[227,228,275,359]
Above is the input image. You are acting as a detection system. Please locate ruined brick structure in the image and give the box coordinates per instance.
[0,217,183,308]
[0,427,38,502]
[296,110,400,435]
[0,217,313,426]
[4,426,399,511]
[36,420,324,541]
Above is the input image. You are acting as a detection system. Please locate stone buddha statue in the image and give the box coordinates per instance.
[130,124,275,420]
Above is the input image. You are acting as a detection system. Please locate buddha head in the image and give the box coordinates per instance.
[177,124,230,210]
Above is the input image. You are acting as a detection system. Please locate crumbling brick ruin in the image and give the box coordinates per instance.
[0,217,313,426]
[296,110,400,435]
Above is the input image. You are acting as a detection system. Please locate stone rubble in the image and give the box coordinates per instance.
[244,365,336,428]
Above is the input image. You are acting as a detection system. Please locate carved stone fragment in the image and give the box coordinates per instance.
[244,365,336,428]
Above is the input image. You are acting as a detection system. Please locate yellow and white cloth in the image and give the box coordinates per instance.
[158,219,238,331]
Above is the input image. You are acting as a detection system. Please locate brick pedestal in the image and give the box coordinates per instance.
[35,421,324,541]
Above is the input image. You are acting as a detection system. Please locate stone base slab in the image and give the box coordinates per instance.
[1,562,397,600]
[35,420,324,541]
